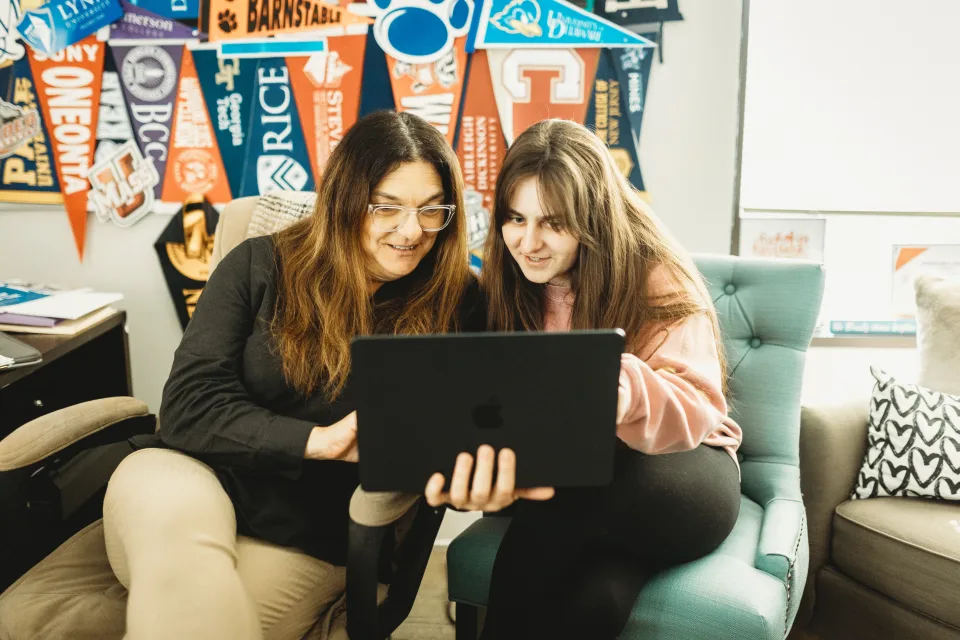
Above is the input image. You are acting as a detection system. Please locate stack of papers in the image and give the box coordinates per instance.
[0,283,123,335]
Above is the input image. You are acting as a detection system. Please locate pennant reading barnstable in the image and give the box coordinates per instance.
[201,0,371,43]
[28,34,104,260]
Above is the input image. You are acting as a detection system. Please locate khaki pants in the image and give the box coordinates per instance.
[103,448,344,640]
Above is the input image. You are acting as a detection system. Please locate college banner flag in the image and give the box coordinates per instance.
[0,55,62,204]
[610,32,655,166]
[129,0,200,20]
[239,57,314,196]
[29,35,105,260]
[287,33,365,177]
[386,35,467,145]
[18,0,122,57]
[201,0,371,43]
[154,194,219,329]
[111,41,184,202]
[192,46,257,198]
[487,47,600,145]
[585,48,643,192]
[474,0,655,49]
[161,47,231,205]
[456,49,504,266]
[358,30,394,117]
[111,0,201,38]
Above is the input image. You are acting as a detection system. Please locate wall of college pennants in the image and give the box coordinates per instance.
[0,0,680,263]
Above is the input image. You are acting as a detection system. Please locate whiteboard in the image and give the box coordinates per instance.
[739,1,960,214]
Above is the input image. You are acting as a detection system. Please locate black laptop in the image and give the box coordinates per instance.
[351,330,625,493]
[0,331,42,371]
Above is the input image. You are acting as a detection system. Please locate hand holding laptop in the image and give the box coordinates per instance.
[424,445,555,512]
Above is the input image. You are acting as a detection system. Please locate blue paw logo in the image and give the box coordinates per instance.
[489,0,541,37]
[367,0,474,65]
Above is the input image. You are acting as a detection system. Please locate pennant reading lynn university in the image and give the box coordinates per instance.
[0,55,62,204]
[386,35,467,145]
[585,48,643,193]
[192,46,256,199]
[239,57,314,197]
[487,47,600,145]
[111,41,185,203]
[154,194,219,329]
[473,0,655,49]
[287,33,366,177]
[161,46,231,206]
[201,0,371,43]
[456,49,505,267]
[17,0,122,56]
[28,35,105,260]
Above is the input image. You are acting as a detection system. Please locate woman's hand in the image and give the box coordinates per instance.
[305,411,358,461]
[424,445,554,512]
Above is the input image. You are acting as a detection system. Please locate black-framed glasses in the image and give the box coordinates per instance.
[367,204,456,232]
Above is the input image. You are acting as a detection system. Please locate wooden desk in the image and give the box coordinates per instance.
[0,310,132,436]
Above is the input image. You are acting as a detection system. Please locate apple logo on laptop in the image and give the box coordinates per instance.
[472,397,503,429]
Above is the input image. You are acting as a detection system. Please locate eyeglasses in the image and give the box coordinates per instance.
[367,204,456,232]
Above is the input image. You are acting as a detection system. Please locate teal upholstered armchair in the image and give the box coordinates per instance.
[446,255,826,640]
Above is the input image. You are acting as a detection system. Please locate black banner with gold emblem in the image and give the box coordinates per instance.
[154,195,219,329]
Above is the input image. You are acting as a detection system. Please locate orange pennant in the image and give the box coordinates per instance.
[287,34,367,178]
[162,47,232,206]
[205,0,372,42]
[387,36,468,145]
[28,35,105,262]
[457,50,505,260]
[487,48,601,145]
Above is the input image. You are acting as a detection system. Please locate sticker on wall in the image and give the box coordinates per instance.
[28,35,105,260]
[87,139,160,226]
[387,35,467,144]
[111,0,200,38]
[287,33,366,177]
[0,56,61,204]
[239,57,314,196]
[192,45,256,198]
[487,47,600,144]
[89,50,135,216]
[585,48,643,193]
[161,47,231,205]
[111,41,184,203]
[129,0,199,20]
[474,0,655,49]
[17,0,122,56]
[154,194,219,329]
[366,0,473,65]
[456,49,504,268]
[594,0,682,28]
[609,32,654,168]
[201,0,371,43]
[0,0,26,66]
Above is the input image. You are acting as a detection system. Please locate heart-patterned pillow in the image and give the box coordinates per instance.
[852,367,960,501]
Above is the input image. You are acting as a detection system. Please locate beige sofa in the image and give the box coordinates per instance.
[795,400,960,639]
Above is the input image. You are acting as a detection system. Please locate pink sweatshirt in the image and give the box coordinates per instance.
[543,280,743,469]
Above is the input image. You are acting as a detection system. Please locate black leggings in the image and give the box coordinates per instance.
[479,442,741,640]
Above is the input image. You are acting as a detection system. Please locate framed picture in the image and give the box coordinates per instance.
[737,216,826,262]
[892,244,960,317]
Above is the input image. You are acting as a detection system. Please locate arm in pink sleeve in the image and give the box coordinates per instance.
[615,313,732,454]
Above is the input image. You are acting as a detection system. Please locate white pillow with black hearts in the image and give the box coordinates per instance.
[851,367,960,501]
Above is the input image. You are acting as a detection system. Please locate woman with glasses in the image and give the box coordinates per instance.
[99,111,485,640]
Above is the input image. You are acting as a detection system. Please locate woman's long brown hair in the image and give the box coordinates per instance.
[482,119,726,378]
[272,111,470,398]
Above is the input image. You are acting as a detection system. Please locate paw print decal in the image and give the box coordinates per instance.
[218,10,237,33]
[367,0,474,65]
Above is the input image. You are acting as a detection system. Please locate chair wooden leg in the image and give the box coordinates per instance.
[455,603,479,640]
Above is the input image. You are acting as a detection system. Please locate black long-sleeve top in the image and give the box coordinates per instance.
[133,235,484,565]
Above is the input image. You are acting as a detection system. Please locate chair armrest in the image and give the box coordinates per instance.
[799,401,868,580]
[755,498,804,582]
[0,397,152,471]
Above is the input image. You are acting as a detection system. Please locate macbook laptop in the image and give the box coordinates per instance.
[351,330,625,493]
[0,331,42,371]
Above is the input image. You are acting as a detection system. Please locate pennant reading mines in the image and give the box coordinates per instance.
[247,0,345,33]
